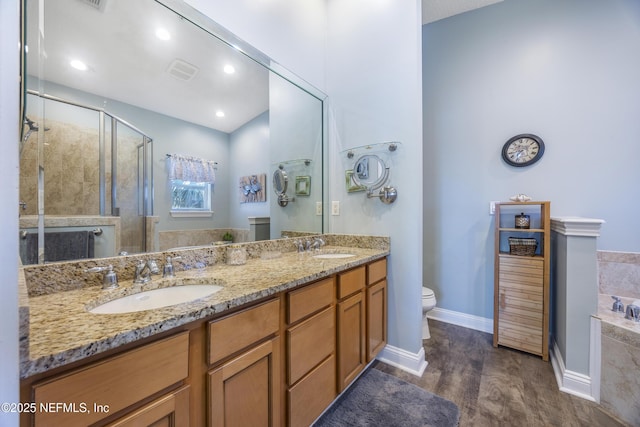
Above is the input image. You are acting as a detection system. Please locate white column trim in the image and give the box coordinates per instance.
[376,345,428,377]
[550,338,597,401]
[550,217,605,237]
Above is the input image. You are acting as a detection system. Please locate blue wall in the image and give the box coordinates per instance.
[423,0,640,318]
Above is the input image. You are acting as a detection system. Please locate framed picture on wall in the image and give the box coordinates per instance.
[239,173,266,203]
[295,175,311,196]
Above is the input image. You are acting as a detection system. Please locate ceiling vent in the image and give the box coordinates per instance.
[167,59,199,82]
[79,0,106,12]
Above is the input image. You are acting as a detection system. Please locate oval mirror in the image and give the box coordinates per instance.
[273,168,289,195]
[352,154,388,190]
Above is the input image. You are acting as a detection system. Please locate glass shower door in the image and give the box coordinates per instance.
[113,121,151,255]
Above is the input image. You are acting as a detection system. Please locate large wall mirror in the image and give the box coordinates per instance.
[20,0,326,264]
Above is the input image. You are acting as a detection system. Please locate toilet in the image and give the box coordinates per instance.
[422,287,437,339]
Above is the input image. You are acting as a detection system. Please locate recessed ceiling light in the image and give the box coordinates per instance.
[216,111,225,118]
[156,28,171,41]
[223,64,235,74]
[70,60,88,71]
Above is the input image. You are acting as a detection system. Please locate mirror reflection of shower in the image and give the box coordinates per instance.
[20,91,154,262]
[20,116,50,157]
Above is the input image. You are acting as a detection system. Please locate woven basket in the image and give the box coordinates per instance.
[508,237,537,256]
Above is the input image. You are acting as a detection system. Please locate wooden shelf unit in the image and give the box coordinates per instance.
[493,201,550,361]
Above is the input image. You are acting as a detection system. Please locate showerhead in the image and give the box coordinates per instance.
[24,116,50,132]
[20,116,49,151]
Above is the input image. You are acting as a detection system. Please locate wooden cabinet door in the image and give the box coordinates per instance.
[208,337,281,427]
[106,386,190,427]
[366,279,387,361]
[337,291,365,392]
[496,255,544,355]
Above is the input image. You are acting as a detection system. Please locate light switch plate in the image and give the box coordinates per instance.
[489,201,499,215]
[331,201,340,216]
[316,202,322,216]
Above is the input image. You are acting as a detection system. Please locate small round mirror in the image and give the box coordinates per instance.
[352,154,388,190]
[273,168,288,195]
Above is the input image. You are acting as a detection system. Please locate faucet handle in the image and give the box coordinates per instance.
[163,256,182,278]
[147,259,160,275]
[85,265,118,290]
[611,295,624,313]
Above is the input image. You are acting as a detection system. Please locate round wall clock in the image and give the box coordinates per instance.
[501,134,545,167]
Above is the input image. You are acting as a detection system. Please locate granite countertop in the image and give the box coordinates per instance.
[21,243,388,378]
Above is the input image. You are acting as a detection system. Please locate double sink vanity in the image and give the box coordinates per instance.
[18,234,389,426]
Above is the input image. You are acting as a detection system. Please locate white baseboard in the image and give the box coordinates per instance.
[377,344,428,377]
[427,307,493,334]
[550,339,597,402]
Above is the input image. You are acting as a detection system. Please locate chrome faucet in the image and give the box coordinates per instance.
[134,260,152,284]
[625,304,639,322]
[310,237,325,251]
[147,259,160,275]
[293,240,305,253]
[294,237,325,252]
[85,265,118,290]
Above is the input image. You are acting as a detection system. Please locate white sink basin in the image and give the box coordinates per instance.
[313,253,355,259]
[89,284,223,314]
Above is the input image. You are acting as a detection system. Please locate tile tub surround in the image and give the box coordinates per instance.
[595,250,640,426]
[598,312,640,427]
[598,250,640,299]
[18,234,389,378]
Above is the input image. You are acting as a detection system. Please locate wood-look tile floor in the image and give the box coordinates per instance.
[372,320,629,427]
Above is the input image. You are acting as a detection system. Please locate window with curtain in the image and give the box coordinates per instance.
[167,154,216,217]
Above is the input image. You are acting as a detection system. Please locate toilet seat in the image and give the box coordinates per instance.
[422,287,434,298]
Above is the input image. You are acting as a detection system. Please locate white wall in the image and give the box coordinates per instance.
[326,0,424,359]
[423,0,640,319]
[186,0,425,365]
[183,0,327,93]
[0,0,20,422]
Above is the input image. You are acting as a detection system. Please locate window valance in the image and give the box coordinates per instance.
[166,153,217,184]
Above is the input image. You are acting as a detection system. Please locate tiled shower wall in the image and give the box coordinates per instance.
[20,118,143,253]
[20,119,109,216]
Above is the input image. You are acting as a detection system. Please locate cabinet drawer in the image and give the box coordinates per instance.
[287,277,334,324]
[208,298,280,365]
[287,306,335,386]
[337,266,366,299]
[34,332,189,427]
[288,355,336,427]
[367,258,387,286]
